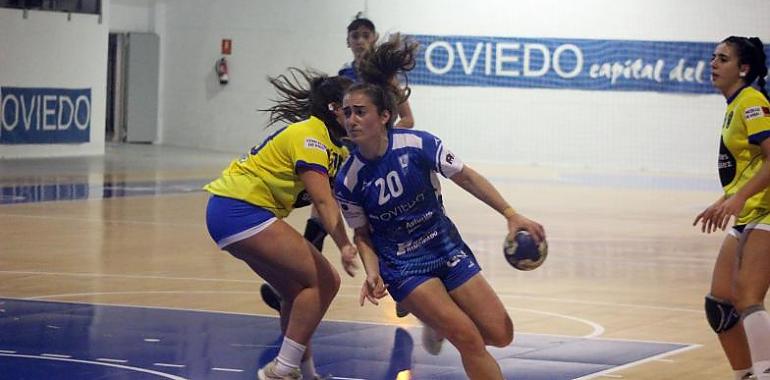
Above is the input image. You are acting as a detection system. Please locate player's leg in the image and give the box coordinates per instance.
[708,232,753,379]
[260,208,328,313]
[734,226,770,380]
[400,278,503,380]
[449,273,513,348]
[227,220,341,379]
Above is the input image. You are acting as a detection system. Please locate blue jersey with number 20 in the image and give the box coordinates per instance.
[335,129,466,277]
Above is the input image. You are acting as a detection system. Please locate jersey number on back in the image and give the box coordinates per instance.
[375,171,403,205]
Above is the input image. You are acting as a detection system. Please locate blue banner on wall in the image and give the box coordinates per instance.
[409,35,769,94]
[1,87,91,144]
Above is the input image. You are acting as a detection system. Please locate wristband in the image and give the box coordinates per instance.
[502,207,517,218]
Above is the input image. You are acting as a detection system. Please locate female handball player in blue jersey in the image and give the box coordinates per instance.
[204,69,358,380]
[694,36,770,380]
[334,34,545,380]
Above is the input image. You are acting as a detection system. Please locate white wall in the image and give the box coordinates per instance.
[157,0,365,152]
[2,0,768,174]
[0,6,108,158]
[152,0,769,175]
[110,0,156,33]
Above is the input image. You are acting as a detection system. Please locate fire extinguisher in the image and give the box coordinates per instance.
[216,57,229,85]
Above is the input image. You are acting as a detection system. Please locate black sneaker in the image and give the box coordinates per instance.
[260,283,282,312]
[396,303,410,318]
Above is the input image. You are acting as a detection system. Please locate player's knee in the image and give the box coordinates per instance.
[446,328,486,353]
[485,316,514,347]
[705,294,741,333]
[330,268,341,294]
[320,266,342,301]
[733,282,767,313]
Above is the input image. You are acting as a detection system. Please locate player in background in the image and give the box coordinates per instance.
[694,36,770,380]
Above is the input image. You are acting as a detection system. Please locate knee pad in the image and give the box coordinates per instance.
[303,218,327,251]
[705,294,741,333]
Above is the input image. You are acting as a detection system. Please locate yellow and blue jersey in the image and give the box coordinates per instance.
[718,86,770,224]
[204,116,347,219]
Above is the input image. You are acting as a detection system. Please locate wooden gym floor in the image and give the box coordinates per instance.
[0,143,749,379]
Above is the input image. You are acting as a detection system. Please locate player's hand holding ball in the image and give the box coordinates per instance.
[502,208,548,271]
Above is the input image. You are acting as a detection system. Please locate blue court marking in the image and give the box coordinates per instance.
[0,298,694,379]
[0,179,208,205]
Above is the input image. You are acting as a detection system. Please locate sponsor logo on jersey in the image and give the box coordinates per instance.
[399,154,410,169]
[744,106,769,121]
[405,211,434,233]
[445,152,455,164]
[396,229,439,255]
[446,250,466,267]
[370,192,426,222]
[304,138,327,152]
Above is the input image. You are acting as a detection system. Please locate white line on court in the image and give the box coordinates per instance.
[41,353,71,358]
[211,367,244,372]
[97,358,129,363]
[154,363,186,368]
[573,344,701,380]
[506,306,605,338]
[0,353,189,380]
[13,282,702,314]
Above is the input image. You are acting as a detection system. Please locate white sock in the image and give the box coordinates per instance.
[734,368,753,380]
[301,357,318,380]
[274,336,305,376]
[744,308,770,379]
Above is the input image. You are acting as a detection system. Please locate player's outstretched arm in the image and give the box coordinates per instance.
[353,226,387,306]
[450,165,545,242]
[300,169,358,276]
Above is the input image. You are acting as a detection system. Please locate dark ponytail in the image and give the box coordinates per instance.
[747,37,768,101]
[349,33,419,128]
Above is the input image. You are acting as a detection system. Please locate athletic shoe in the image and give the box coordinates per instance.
[260,283,282,312]
[396,303,410,318]
[257,359,301,380]
[421,323,445,355]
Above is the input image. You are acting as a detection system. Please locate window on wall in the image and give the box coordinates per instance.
[0,0,101,15]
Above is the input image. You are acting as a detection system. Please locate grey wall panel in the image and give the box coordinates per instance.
[125,32,159,143]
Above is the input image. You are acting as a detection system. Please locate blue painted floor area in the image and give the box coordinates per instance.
[0,298,691,380]
[0,179,208,205]
[0,169,719,206]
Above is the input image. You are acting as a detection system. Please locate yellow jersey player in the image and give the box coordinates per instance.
[204,68,358,380]
[205,115,348,221]
[694,36,770,380]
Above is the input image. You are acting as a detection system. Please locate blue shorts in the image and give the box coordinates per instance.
[384,247,481,302]
[205,195,277,249]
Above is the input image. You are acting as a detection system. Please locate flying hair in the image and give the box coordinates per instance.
[260,68,352,140]
[356,33,418,105]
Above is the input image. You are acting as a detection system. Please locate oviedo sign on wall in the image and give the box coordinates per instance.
[410,34,769,94]
[0,87,91,144]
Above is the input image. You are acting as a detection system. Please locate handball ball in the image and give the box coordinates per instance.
[503,230,548,271]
